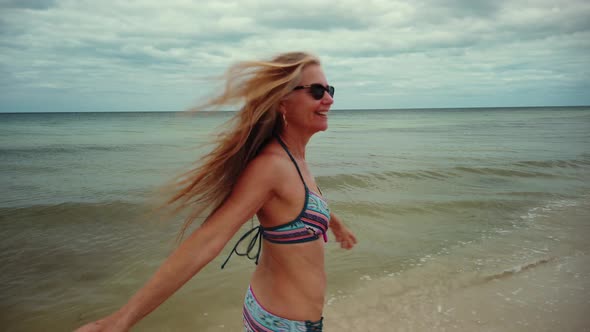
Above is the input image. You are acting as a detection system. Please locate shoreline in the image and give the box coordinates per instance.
[325,254,589,331]
[324,198,590,331]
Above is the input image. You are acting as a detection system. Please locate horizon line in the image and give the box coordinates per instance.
[1,105,589,115]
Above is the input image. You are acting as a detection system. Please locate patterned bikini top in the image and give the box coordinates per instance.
[221,136,331,269]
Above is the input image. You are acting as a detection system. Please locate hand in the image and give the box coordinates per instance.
[330,218,357,250]
[75,318,109,332]
[74,313,129,332]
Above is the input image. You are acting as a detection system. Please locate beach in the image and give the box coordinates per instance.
[1,107,589,331]
[324,198,590,331]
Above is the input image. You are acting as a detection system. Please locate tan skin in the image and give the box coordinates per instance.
[75,64,357,331]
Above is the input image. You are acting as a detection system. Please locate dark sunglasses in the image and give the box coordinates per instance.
[293,84,335,100]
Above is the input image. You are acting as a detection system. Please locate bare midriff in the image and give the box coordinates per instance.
[249,239,326,321]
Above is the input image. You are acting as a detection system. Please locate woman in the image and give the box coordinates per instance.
[76,51,357,332]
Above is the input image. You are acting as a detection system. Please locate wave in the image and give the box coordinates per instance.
[514,159,590,168]
[0,143,177,155]
[0,200,156,227]
[503,191,558,198]
[451,166,561,178]
[317,157,588,191]
[330,199,524,217]
[0,164,61,173]
[317,170,460,189]
[332,195,584,220]
[481,257,555,282]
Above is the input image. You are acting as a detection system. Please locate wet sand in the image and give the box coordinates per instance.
[324,200,590,331]
[325,254,589,331]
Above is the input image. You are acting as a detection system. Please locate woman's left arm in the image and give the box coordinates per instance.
[329,212,357,249]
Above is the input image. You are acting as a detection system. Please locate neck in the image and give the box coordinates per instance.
[278,128,311,160]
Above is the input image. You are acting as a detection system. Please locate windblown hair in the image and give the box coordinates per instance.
[167,52,320,240]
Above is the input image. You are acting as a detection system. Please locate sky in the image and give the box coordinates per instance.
[1,0,589,112]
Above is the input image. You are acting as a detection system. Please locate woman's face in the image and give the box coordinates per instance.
[282,64,334,134]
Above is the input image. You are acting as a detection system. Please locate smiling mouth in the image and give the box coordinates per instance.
[315,111,329,117]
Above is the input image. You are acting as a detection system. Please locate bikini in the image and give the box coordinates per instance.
[222,135,330,331]
[221,135,331,269]
[243,285,324,331]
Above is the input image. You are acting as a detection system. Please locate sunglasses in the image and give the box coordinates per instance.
[293,84,335,100]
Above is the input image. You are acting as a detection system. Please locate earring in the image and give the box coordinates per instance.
[282,113,288,128]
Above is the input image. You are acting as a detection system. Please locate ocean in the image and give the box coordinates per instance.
[1,107,589,331]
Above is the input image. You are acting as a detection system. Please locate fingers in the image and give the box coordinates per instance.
[74,322,99,332]
[339,236,355,249]
[332,228,357,250]
[344,232,357,249]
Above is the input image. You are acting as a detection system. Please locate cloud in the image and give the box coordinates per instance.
[0,0,589,112]
[0,0,57,10]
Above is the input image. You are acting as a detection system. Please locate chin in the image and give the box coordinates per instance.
[305,119,329,135]
[313,123,328,133]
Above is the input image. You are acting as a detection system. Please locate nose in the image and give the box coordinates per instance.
[322,91,334,105]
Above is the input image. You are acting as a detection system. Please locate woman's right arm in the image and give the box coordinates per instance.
[75,154,281,332]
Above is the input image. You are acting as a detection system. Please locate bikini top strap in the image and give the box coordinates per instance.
[275,135,308,189]
[220,225,262,269]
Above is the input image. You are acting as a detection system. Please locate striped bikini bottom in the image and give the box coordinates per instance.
[243,286,323,332]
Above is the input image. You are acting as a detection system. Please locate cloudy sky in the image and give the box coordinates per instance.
[1,0,589,112]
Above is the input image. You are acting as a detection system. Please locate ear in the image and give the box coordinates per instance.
[278,100,288,115]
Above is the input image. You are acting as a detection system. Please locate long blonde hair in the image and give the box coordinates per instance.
[168,52,320,240]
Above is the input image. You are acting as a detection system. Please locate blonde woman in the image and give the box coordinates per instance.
[75,51,357,332]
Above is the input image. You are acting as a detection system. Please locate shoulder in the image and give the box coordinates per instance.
[235,143,289,186]
[243,144,288,177]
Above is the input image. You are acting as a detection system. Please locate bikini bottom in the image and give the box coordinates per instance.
[243,285,323,332]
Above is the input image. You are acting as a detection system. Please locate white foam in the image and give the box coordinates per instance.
[520,199,579,221]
